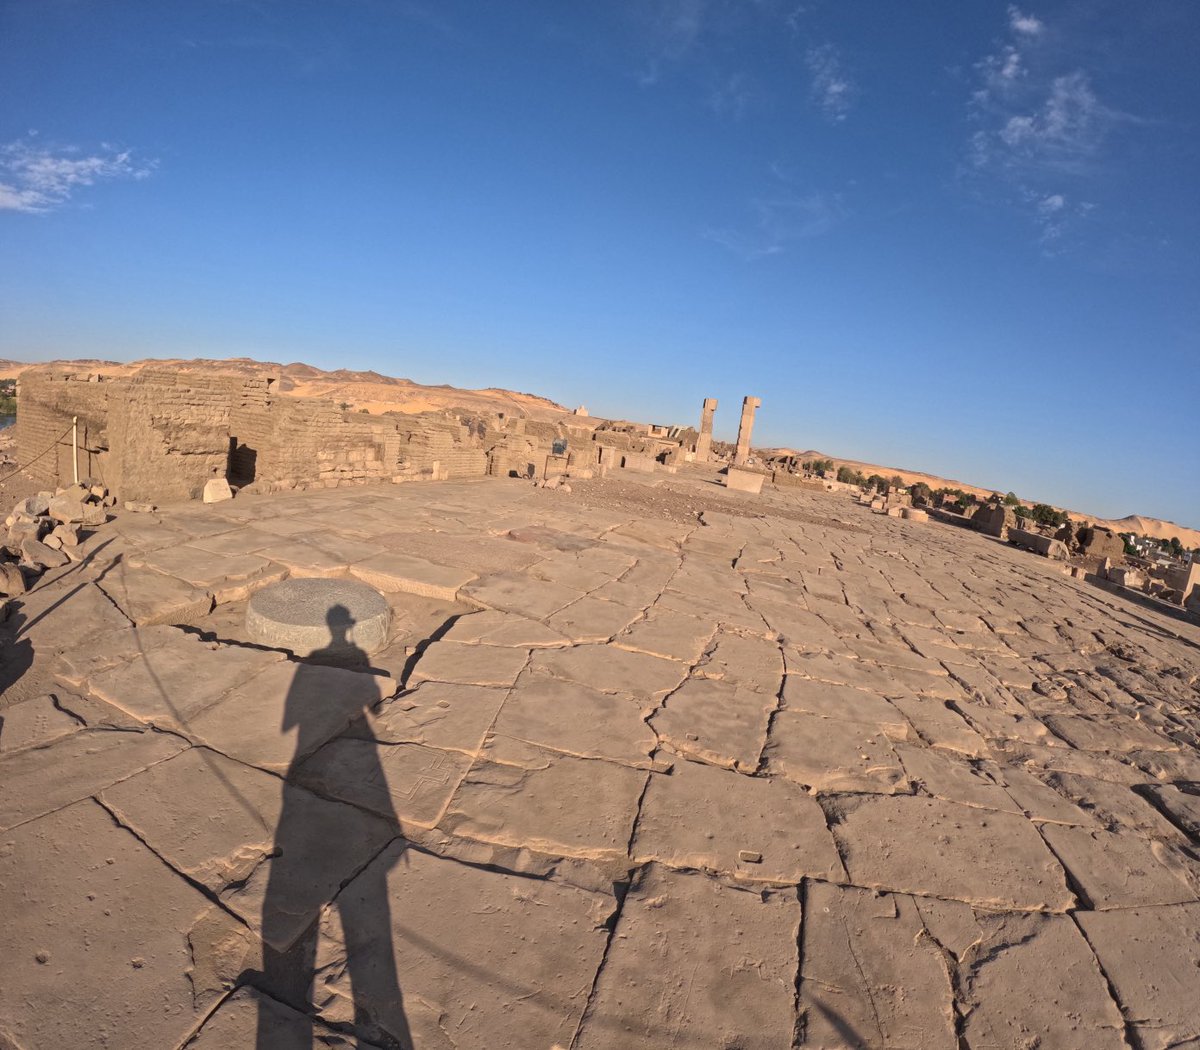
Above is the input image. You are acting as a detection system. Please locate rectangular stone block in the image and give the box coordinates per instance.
[723,467,764,494]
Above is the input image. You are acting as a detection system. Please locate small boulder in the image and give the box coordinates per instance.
[0,561,27,596]
[21,537,69,569]
[21,492,52,517]
[80,503,108,527]
[203,478,234,504]
[48,493,86,524]
[51,523,80,547]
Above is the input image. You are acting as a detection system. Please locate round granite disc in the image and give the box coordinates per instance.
[245,577,391,656]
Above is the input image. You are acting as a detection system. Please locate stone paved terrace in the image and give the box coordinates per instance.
[2,469,1200,1049]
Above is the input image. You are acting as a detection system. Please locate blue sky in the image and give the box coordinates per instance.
[1,1,1197,526]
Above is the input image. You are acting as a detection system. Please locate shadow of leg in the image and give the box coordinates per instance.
[339,854,412,1050]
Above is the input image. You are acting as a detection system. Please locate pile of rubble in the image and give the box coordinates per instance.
[0,480,114,604]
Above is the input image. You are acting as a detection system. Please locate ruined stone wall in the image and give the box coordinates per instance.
[13,372,113,488]
[106,369,235,503]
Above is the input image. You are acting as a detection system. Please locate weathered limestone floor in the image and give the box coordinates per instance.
[3,471,1200,1049]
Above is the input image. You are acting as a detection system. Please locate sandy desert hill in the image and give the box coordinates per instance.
[0,357,569,422]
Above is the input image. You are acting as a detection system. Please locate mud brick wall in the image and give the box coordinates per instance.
[14,372,113,488]
[107,369,235,503]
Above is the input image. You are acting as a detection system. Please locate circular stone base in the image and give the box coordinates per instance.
[246,578,391,656]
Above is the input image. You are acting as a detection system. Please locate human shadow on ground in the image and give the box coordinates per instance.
[257,604,412,1050]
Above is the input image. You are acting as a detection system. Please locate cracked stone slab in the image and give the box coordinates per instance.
[254,539,350,577]
[1076,902,1200,1050]
[613,606,714,662]
[1143,783,1200,840]
[296,738,471,829]
[545,595,643,642]
[129,544,287,605]
[782,676,909,731]
[824,794,1075,911]
[86,633,286,732]
[530,643,685,698]
[53,622,182,688]
[895,743,1021,812]
[1039,712,1179,753]
[459,569,582,619]
[439,608,571,648]
[364,682,508,754]
[185,661,398,773]
[694,632,785,694]
[651,676,777,772]
[764,709,910,793]
[96,565,213,626]
[953,699,1062,747]
[1042,770,1188,841]
[350,551,476,601]
[492,671,658,768]
[889,694,988,755]
[100,746,397,951]
[0,728,187,831]
[312,842,613,1049]
[408,638,529,687]
[188,986,381,1049]
[917,902,1130,1049]
[439,736,647,860]
[0,693,87,754]
[631,759,843,882]
[797,882,957,1049]
[574,865,799,1050]
[0,798,245,1049]
[1038,824,1200,907]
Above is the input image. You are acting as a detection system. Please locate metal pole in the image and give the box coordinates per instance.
[72,416,79,485]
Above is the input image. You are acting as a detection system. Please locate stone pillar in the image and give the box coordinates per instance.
[733,396,761,467]
[695,398,718,461]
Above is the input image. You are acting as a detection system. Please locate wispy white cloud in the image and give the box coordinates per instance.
[965,8,1132,249]
[709,71,753,120]
[805,43,855,122]
[1008,6,1043,36]
[0,137,153,214]
[705,186,846,260]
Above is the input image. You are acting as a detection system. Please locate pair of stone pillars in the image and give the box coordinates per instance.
[696,396,760,466]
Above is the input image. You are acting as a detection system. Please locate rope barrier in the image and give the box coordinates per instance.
[0,423,75,487]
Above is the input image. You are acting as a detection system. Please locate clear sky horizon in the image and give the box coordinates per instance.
[1,2,1197,527]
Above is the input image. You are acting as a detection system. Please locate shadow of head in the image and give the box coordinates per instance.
[326,602,355,644]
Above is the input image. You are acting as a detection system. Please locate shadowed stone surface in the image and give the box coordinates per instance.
[5,472,1200,1049]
